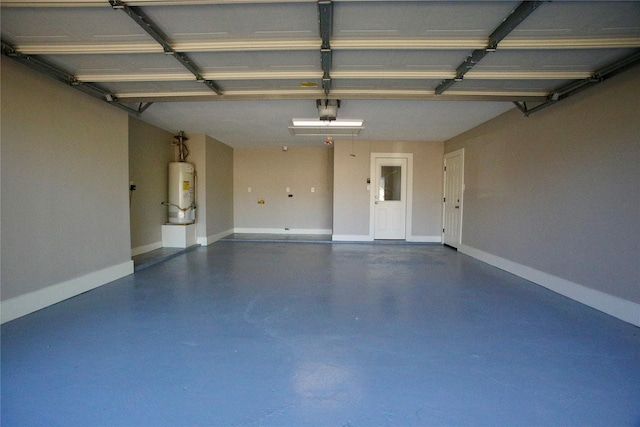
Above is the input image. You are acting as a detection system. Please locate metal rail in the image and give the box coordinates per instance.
[435,1,545,95]
[318,0,333,96]
[1,40,142,115]
[109,0,222,96]
[513,49,640,116]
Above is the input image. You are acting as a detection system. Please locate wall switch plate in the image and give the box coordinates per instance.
[311,187,315,192]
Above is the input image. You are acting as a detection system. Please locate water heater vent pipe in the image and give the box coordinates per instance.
[173,130,189,162]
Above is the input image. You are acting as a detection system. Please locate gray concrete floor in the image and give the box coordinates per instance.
[2,242,639,426]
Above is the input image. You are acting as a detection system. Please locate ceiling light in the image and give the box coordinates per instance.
[289,119,364,136]
[292,119,363,127]
[289,126,363,136]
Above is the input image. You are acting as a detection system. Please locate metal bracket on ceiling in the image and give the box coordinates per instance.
[435,1,545,95]
[1,40,141,116]
[515,49,640,116]
[318,0,333,96]
[512,101,530,117]
[109,0,222,96]
[138,102,154,114]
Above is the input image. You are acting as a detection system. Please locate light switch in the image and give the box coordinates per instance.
[311,187,315,193]
[286,187,290,193]
[248,187,252,193]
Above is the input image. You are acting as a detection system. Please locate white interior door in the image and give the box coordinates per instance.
[443,149,464,248]
[374,157,407,239]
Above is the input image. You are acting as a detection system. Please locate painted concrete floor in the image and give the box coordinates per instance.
[2,242,639,426]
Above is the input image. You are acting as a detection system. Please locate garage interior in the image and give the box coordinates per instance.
[1,1,639,425]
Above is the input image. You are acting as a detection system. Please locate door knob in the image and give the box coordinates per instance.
[455,206,459,209]
[375,201,379,204]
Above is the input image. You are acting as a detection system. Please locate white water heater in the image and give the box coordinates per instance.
[167,162,196,224]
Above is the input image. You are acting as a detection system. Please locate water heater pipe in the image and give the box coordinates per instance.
[173,130,189,162]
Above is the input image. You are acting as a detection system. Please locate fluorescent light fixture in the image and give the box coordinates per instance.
[289,126,363,136]
[292,119,363,127]
[289,119,364,136]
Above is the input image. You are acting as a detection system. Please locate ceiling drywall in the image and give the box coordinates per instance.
[138,99,516,147]
[2,1,639,147]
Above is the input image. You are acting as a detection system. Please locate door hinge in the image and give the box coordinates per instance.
[444,166,447,171]
[443,197,446,202]
[443,228,445,233]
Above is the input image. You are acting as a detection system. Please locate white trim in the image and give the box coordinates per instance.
[459,244,640,327]
[1,261,134,324]
[369,153,414,241]
[234,228,332,235]
[407,235,442,243]
[332,234,440,243]
[131,241,163,257]
[332,234,372,242]
[197,228,235,246]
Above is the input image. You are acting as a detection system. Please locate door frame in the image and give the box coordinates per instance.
[442,148,464,248]
[369,153,413,240]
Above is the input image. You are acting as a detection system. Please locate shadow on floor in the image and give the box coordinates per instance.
[219,233,333,243]
[132,245,200,271]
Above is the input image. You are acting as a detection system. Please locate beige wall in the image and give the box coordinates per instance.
[234,146,333,232]
[204,135,234,241]
[333,140,444,240]
[188,134,235,244]
[445,66,640,306]
[1,59,132,319]
[128,117,175,254]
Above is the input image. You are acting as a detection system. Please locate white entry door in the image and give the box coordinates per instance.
[374,157,407,239]
[443,149,464,248]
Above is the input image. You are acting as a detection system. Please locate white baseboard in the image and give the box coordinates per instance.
[459,244,640,327]
[131,241,163,257]
[234,228,332,235]
[197,228,235,246]
[1,261,134,324]
[408,235,442,243]
[332,235,441,243]
[332,234,372,242]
